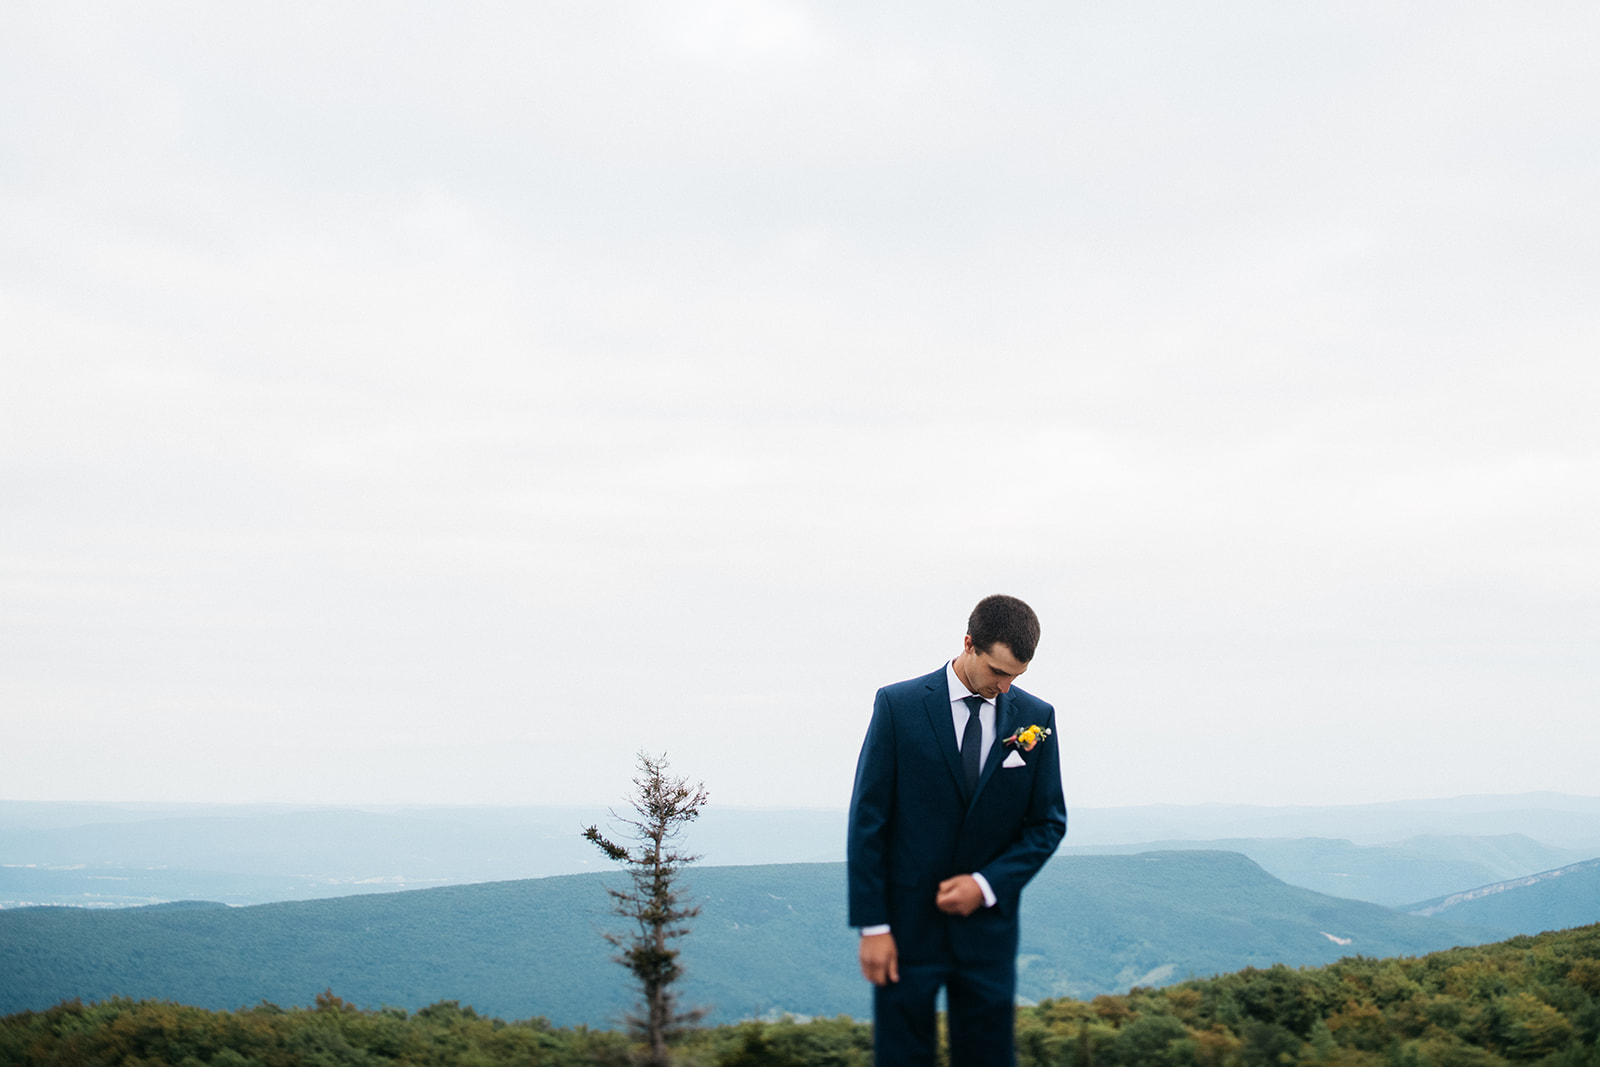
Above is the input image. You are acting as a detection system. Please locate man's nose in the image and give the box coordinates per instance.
[997,678,1012,693]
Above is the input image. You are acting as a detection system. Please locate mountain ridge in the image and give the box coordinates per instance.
[1403,855,1600,936]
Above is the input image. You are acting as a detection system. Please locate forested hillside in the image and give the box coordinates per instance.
[4,924,1597,1066]
[0,853,1499,1024]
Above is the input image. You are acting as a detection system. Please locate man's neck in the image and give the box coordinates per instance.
[952,654,975,694]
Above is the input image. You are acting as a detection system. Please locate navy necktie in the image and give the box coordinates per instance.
[961,695,986,794]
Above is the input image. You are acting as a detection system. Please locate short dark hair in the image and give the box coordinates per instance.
[967,594,1040,663]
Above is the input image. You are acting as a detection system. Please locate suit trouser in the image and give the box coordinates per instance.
[873,957,1016,1067]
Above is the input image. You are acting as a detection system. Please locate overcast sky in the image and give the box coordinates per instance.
[3,2,1597,813]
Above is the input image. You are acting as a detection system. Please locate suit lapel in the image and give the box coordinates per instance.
[922,674,966,797]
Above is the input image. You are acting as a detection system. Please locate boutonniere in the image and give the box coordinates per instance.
[1003,725,1051,751]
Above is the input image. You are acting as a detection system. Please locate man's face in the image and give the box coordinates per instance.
[956,635,1029,699]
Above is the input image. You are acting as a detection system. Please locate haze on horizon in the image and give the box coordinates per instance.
[2,2,1597,814]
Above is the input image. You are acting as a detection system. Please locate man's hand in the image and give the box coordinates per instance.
[859,931,899,985]
[936,874,985,916]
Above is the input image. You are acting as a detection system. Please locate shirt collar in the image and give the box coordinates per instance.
[946,660,991,707]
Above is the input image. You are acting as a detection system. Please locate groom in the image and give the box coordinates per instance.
[847,594,1066,1066]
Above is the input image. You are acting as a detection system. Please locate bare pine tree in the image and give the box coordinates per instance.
[582,751,709,1066]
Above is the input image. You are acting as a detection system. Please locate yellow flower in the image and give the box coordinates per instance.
[1007,724,1052,751]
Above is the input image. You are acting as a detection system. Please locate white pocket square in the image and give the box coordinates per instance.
[1001,749,1027,769]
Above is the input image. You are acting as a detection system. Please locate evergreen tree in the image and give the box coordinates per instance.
[583,751,709,1066]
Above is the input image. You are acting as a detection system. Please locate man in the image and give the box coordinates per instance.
[847,594,1067,1066]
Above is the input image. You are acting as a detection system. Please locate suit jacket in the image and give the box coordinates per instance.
[847,666,1067,965]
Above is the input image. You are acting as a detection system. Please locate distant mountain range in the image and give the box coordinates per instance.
[0,803,846,907]
[0,852,1506,1026]
[1062,792,1600,850]
[4,794,1599,909]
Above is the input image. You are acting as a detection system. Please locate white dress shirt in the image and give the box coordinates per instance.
[946,659,997,773]
[859,661,998,936]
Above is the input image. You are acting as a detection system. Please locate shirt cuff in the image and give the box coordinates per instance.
[859,924,892,936]
[971,872,997,908]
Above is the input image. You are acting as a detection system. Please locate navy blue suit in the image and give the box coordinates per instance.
[847,667,1066,1066]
